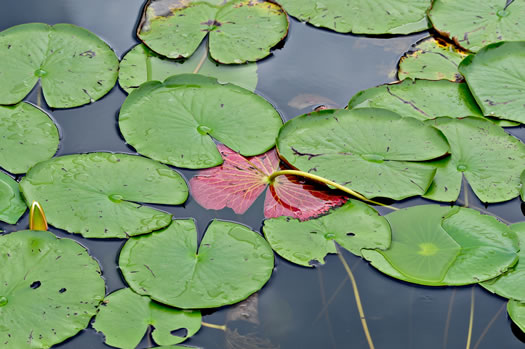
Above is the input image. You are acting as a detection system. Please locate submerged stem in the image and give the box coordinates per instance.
[462,177,469,208]
[466,287,475,349]
[37,82,43,108]
[442,289,457,349]
[473,303,505,349]
[193,45,208,74]
[202,321,227,331]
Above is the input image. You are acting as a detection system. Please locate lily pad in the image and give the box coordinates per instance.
[20,153,188,238]
[93,288,201,348]
[119,43,257,94]
[0,23,118,108]
[428,0,525,52]
[423,117,525,203]
[262,200,391,267]
[276,0,431,34]
[119,74,282,169]
[0,230,105,348]
[189,145,347,220]
[0,102,59,174]
[459,41,525,124]
[362,205,519,286]
[508,300,525,333]
[348,79,483,121]
[0,172,26,224]
[521,170,525,200]
[137,0,288,64]
[276,108,449,200]
[120,219,274,309]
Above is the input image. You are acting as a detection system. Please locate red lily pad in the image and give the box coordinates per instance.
[189,145,347,220]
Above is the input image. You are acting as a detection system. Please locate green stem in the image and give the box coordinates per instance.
[462,177,469,208]
[466,287,475,349]
[37,83,43,108]
[193,45,208,74]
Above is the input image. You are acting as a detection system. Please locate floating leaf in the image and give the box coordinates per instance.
[0,102,59,174]
[189,145,347,219]
[521,170,525,201]
[262,200,391,267]
[0,23,118,108]
[459,41,525,124]
[120,219,274,309]
[0,171,26,224]
[276,0,431,35]
[428,0,525,52]
[362,205,519,286]
[137,0,288,63]
[119,43,257,94]
[20,153,188,238]
[119,74,282,169]
[423,117,525,203]
[93,288,201,348]
[508,299,525,333]
[276,108,449,200]
[0,230,105,347]
[348,79,483,121]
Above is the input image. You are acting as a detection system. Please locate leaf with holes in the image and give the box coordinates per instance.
[0,172,26,224]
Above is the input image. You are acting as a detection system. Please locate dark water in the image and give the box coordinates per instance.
[1,1,525,348]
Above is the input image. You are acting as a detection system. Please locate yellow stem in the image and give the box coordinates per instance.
[193,46,208,74]
[466,287,475,349]
[201,321,227,331]
[29,201,48,231]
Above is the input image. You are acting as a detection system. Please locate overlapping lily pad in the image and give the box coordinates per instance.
[0,103,59,174]
[277,0,431,34]
[262,200,391,267]
[93,288,202,348]
[0,23,118,108]
[508,300,525,333]
[0,172,26,224]
[120,219,274,309]
[0,230,105,348]
[428,0,525,52]
[119,74,282,169]
[276,108,449,200]
[423,117,525,203]
[119,43,257,94]
[362,205,519,286]
[137,0,289,64]
[20,153,188,238]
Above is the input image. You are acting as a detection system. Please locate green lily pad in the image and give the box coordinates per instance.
[348,79,483,121]
[277,0,431,34]
[0,102,59,174]
[120,219,274,309]
[459,41,525,124]
[0,172,26,224]
[423,117,525,203]
[119,74,282,169]
[276,108,449,200]
[262,200,391,267]
[137,0,288,64]
[93,288,201,348]
[362,205,519,286]
[19,153,188,238]
[0,23,118,108]
[428,0,525,52]
[119,43,257,94]
[0,230,105,348]
[521,170,525,200]
[508,300,525,333]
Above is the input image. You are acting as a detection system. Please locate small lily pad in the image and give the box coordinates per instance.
[137,0,289,64]
[262,200,391,267]
[508,300,525,333]
[0,23,118,108]
[93,288,201,348]
[20,153,188,238]
[0,102,59,174]
[0,230,105,348]
[119,43,257,94]
[0,172,26,224]
[119,74,282,169]
[120,219,274,309]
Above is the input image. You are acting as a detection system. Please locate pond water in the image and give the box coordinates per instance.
[1,1,525,348]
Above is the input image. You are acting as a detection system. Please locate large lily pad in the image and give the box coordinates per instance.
[262,200,391,267]
[362,205,519,286]
[0,103,59,174]
[137,0,288,64]
[20,153,188,238]
[276,108,449,200]
[423,117,525,203]
[459,41,525,124]
[0,172,26,224]
[93,288,201,348]
[120,219,274,309]
[0,230,105,348]
[119,43,257,94]
[508,300,525,333]
[0,23,118,108]
[428,0,525,52]
[119,74,282,169]
[276,0,431,35]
